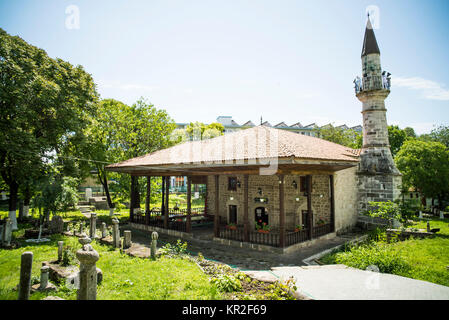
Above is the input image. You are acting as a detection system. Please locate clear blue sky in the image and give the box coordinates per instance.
[1,0,448,134]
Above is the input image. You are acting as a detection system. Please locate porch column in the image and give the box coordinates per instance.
[186,176,192,233]
[164,176,170,229]
[161,176,165,220]
[307,175,313,240]
[129,175,139,222]
[278,174,286,248]
[145,176,151,214]
[243,174,249,242]
[214,175,220,238]
[204,179,208,215]
[329,174,335,233]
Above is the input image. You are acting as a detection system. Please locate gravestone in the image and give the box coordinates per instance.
[50,216,64,234]
[151,232,158,260]
[89,213,97,239]
[31,265,56,292]
[2,218,12,246]
[18,251,33,300]
[123,230,132,249]
[112,218,120,248]
[57,241,64,262]
[76,237,99,300]
[101,222,107,238]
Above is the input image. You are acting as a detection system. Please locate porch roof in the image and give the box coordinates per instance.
[106,126,360,176]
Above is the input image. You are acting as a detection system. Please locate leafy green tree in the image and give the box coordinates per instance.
[317,124,362,149]
[0,28,98,222]
[388,125,407,157]
[85,98,176,208]
[403,127,416,139]
[395,139,449,209]
[429,125,449,148]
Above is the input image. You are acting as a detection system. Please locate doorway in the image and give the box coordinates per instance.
[228,205,237,224]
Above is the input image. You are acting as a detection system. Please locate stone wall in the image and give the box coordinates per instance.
[334,166,358,233]
[207,173,332,232]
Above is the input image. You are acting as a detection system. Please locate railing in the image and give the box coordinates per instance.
[285,229,309,246]
[219,227,245,242]
[249,230,280,247]
[131,207,206,233]
[354,74,390,94]
[312,223,332,238]
[218,223,332,248]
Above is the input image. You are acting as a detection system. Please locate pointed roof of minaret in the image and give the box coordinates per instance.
[361,17,380,57]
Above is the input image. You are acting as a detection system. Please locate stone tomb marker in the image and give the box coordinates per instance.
[89,213,97,239]
[151,231,158,260]
[57,241,64,262]
[18,251,33,300]
[2,218,12,246]
[112,218,121,248]
[101,222,107,238]
[123,230,132,249]
[76,237,99,300]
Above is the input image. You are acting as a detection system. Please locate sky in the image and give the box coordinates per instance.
[1,0,448,134]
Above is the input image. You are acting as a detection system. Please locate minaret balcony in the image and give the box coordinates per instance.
[354,74,391,94]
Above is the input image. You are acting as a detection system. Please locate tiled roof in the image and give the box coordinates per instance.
[107,126,359,170]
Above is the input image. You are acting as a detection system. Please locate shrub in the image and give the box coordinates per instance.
[334,242,411,275]
[62,246,77,266]
[210,274,242,292]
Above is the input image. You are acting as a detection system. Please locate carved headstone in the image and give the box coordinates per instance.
[76,237,99,300]
[50,216,64,234]
[18,251,33,300]
[89,213,97,239]
[112,218,120,248]
[151,232,158,260]
[101,222,107,238]
[123,230,132,249]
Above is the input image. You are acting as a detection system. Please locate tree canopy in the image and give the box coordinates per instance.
[395,139,449,208]
[0,27,98,214]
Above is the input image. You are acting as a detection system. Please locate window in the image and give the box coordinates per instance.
[228,177,238,191]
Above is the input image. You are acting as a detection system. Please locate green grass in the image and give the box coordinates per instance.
[0,234,221,300]
[319,217,449,287]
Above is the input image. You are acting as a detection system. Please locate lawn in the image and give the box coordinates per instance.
[0,234,221,300]
[319,216,449,287]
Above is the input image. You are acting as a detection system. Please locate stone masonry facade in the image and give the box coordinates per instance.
[207,174,333,232]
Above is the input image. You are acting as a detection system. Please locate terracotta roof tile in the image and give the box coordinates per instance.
[107,126,359,170]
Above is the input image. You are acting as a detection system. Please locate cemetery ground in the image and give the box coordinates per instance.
[318,216,449,287]
[0,208,297,300]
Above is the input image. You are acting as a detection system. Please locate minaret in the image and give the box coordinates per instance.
[355,17,402,212]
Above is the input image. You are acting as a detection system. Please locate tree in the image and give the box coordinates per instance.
[429,125,449,148]
[0,28,98,228]
[84,98,176,208]
[395,139,449,209]
[317,124,362,149]
[388,125,407,157]
[403,127,416,139]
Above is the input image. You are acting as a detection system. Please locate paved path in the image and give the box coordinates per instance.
[246,265,449,300]
[121,225,449,299]
[121,225,351,270]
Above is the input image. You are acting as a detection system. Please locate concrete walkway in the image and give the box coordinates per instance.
[121,225,449,300]
[246,265,449,300]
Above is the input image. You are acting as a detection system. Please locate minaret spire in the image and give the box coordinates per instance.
[361,16,380,57]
